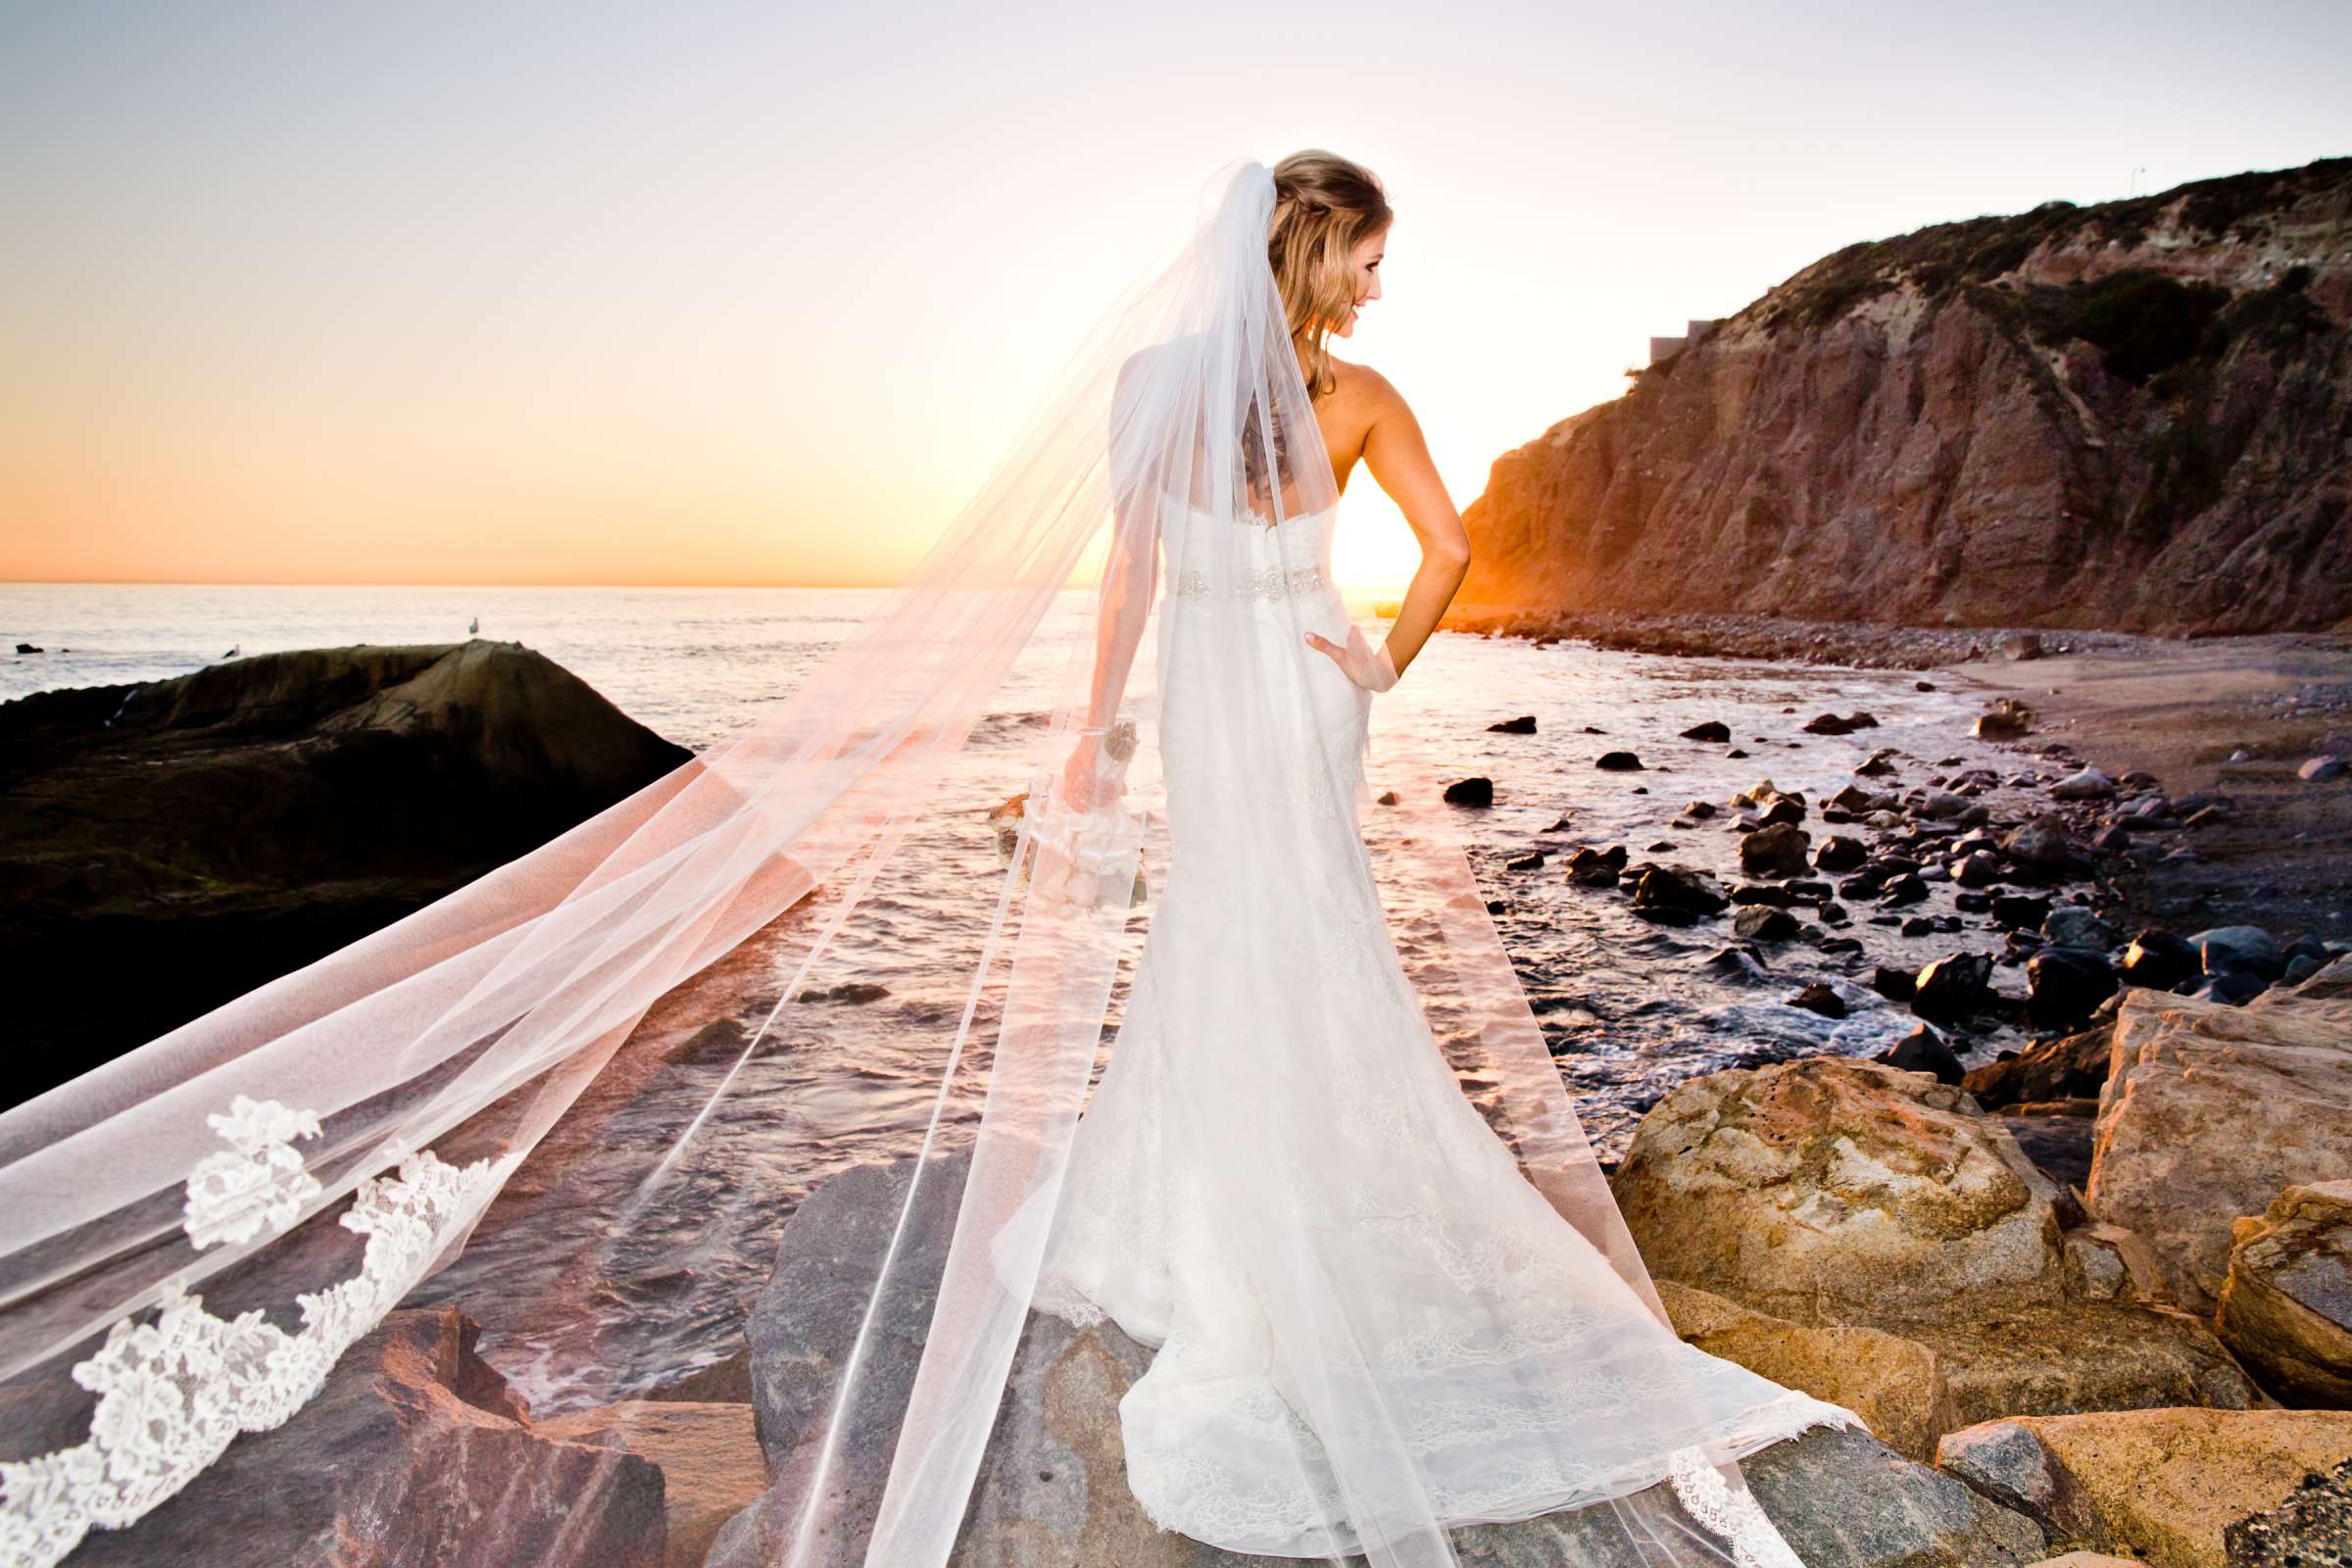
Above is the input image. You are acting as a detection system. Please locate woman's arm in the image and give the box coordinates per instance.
[1058,491,1155,806]
[1074,363,1466,796]
[1341,370,1472,681]
[1061,359,1157,807]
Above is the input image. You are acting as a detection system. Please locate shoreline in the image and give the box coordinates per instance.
[1437,611,2352,948]
[1943,631,2352,944]
[1436,606,2160,670]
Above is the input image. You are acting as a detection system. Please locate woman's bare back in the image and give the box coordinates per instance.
[1311,357,1384,499]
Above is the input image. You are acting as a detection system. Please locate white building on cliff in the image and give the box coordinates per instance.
[1647,318,1724,365]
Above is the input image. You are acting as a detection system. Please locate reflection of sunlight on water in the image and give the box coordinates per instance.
[12,581,2034,1405]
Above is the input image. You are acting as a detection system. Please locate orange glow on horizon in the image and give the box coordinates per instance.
[3,411,1442,593]
[7,8,2339,597]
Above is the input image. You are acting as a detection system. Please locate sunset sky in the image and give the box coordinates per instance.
[4,2,2348,593]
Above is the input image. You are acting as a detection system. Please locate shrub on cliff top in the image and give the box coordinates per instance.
[2067,271,2230,382]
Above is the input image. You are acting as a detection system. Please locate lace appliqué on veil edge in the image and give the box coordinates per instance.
[0,1096,520,1568]
[1665,1444,1809,1568]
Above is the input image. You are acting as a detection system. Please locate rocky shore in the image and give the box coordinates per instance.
[0,639,690,1103]
[18,635,2350,1565]
[173,967,2345,1566]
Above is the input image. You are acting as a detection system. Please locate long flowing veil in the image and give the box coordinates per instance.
[0,158,1831,1567]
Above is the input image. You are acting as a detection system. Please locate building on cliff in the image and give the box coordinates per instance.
[1645,318,1725,365]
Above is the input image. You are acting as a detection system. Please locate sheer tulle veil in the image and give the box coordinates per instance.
[0,157,1832,1567]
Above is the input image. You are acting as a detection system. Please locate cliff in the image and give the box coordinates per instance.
[1454,159,2352,635]
[0,641,692,1103]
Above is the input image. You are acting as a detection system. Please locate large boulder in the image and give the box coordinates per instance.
[710,1152,2047,1567]
[59,1305,665,1566]
[1614,1057,2259,1425]
[0,641,692,1102]
[1936,1408,2352,1568]
[1654,1280,1956,1462]
[1895,1302,2256,1428]
[2216,1181,2352,1406]
[2088,985,2352,1311]
[1612,1058,2067,1324]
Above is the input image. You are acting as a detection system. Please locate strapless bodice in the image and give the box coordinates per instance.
[1155,496,1339,608]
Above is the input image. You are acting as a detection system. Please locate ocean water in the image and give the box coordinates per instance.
[3,579,2028,1402]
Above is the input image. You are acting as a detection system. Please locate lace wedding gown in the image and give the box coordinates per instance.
[1006,496,1864,1563]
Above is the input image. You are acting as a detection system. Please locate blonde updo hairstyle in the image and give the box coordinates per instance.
[1268,150,1393,401]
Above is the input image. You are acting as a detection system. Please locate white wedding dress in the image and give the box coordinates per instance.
[1010,496,1864,1563]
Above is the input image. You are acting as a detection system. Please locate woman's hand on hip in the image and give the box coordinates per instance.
[1302,623,1398,692]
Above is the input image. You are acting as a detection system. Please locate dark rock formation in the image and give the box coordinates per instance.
[2120,928,2201,990]
[1879,1024,1967,1087]
[1567,844,1629,886]
[1814,835,1869,873]
[2025,948,2120,1029]
[1740,821,1812,879]
[1453,161,2352,636]
[0,640,691,1104]
[1913,953,1995,1020]
[1445,775,1495,806]
[1962,1027,2112,1111]
[1631,865,1730,924]
[1787,982,1846,1018]
[1735,906,1806,943]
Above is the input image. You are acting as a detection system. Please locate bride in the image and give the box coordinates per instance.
[0,151,1861,1568]
[978,150,1864,1565]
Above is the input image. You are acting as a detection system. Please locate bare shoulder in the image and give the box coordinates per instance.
[1324,358,1411,448]
[1326,355,1401,407]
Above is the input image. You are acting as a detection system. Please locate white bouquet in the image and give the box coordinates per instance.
[987,718,1147,910]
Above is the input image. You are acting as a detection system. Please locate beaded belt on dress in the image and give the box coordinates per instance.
[1173,564,1328,602]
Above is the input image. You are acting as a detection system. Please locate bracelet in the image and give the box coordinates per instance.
[1076,723,1113,736]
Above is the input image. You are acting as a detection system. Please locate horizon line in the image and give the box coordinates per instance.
[0,576,1411,596]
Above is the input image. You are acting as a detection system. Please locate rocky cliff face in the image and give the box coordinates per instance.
[0,641,691,1103]
[1455,159,2352,635]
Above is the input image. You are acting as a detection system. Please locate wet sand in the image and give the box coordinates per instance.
[1948,632,2352,944]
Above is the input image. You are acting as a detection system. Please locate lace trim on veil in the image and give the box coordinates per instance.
[0,1098,519,1567]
